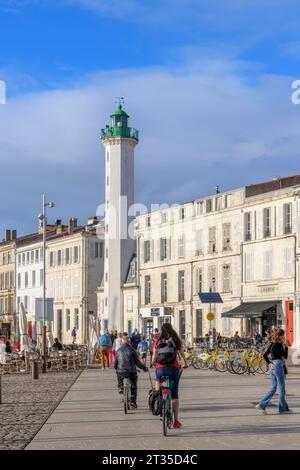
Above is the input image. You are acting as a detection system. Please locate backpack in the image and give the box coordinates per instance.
[156,338,177,365]
[148,389,162,416]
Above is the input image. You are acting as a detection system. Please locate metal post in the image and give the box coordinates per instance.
[42,194,47,373]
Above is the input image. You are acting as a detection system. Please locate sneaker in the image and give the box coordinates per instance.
[280,409,293,414]
[255,404,267,414]
[118,388,123,395]
[130,402,138,409]
[173,419,182,429]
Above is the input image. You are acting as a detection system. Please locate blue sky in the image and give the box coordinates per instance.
[0,0,300,234]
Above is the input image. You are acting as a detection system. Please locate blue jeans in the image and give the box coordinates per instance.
[259,360,289,413]
[156,367,180,399]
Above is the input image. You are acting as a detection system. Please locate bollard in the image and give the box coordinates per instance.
[32,361,39,380]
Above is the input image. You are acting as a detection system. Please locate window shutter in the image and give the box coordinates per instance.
[157,239,161,261]
[168,237,172,259]
[278,204,283,236]
[292,201,297,233]
[240,213,245,242]
[257,209,263,239]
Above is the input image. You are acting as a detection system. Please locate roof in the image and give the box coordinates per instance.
[246,174,300,198]
[110,104,129,118]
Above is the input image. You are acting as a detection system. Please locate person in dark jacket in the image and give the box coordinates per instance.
[130,329,141,350]
[115,333,148,408]
[256,328,290,414]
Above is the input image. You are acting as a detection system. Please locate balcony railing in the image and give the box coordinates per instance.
[101,126,139,141]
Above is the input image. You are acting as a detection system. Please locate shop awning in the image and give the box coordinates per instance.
[221,301,281,318]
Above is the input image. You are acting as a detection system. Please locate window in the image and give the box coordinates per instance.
[263,207,271,238]
[161,212,168,224]
[127,296,133,311]
[106,151,109,162]
[245,252,254,282]
[206,199,212,213]
[31,251,34,263]
[40,269,43,286]
[57,250,62,266]
[35,249,39,263]
[18,254,21,265]
[196,201,204,215]
[145,276,151,304]
[160,238,168,261]
[215,197,222,211]
[208,265,216,292]
[263,249,273,280]
[65,248,70,264]
[196,268,202,294]
[224,194,231,209]
[195,229,203,256]
[25,272,28,288]
[222,265,231,292]
[74,308,79,329]
[66,309,71,331]
[146,216,151,227]
[50,252,54,267]
[144,240,151,263]
[22,253,25,265]
[179,310,186,339]
[161,273,167,303]
[223,223,231,251]
[208,226,217,254]
[105,248,108,259]
[99,242,103,258]
[74,246,79,263]
[179,207,185,220]
[24,296,28,309]
[244,212,252,241]
[106,175,109,186]
[26,252,30,264]
[178,234,185,258]
[18,273,21,289]
[178,270,185,301]
[40,248,44,261]
[196,309,203,338]
[130,262,136,278]
[283,203,292,234]
[32,271,36,288]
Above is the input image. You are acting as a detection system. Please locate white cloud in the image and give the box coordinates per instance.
[0,56,300,233]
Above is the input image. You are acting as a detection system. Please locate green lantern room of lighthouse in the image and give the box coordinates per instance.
[101,104,139,141]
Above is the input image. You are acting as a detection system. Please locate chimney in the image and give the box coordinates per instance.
[55,219,63,234]
[5,229,11,242]
[87,216,98,226]
[68,217,78,235]
[11,230,17,240]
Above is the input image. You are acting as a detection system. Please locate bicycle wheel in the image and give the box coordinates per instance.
[123,381,128,414]
[163,400,168,436]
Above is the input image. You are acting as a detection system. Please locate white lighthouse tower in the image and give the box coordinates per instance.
[100,102,139,331]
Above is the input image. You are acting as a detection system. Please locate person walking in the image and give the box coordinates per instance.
[130,329,141,350]
[149,334,155,367]
[98,329,112,370]
[109,330,117,365]
[152,323,188,429]
[71,327,77,345]
[115,333,148,408]
[256,328,290,414]
[137,336,148,366]
[113,332,123,354]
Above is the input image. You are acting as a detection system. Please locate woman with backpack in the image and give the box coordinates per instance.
[151,323,188,429]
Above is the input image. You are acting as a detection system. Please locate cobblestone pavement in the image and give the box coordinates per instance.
[0,370,82,450]
[26,366,300,450]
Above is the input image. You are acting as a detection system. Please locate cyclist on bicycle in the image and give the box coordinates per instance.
[152,323,188,428]
[115,333,148,408]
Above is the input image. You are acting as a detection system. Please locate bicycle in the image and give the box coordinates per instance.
[123,377,131,414]
[160,376,173,436]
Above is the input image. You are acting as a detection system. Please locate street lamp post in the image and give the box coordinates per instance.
[40,195,55,373]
